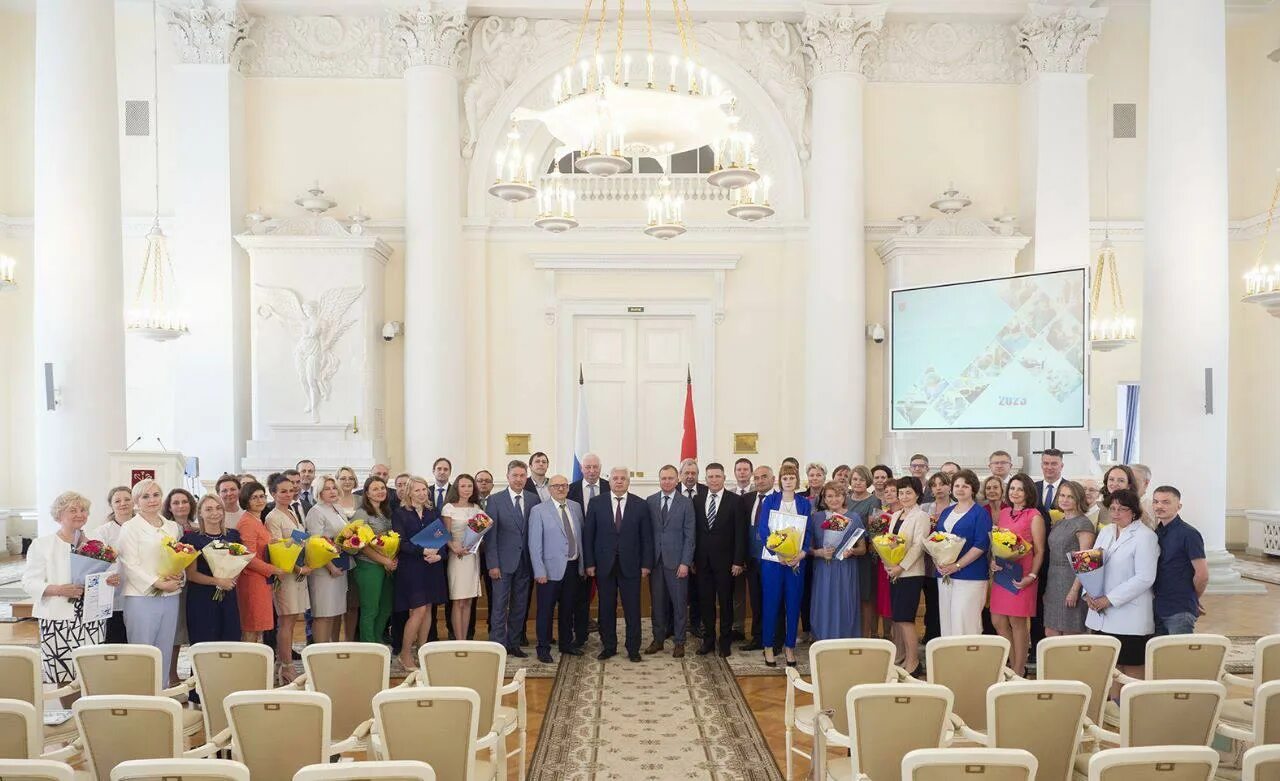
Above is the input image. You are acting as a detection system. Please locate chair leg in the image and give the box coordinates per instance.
[496,735,508,781]
[785,729,793,781]
[518,727,527,781]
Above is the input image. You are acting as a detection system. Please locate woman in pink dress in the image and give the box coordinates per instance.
[989,473,1046,677]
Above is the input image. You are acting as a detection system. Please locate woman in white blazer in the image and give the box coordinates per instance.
[22,491,120,685]
[116,479,185,684]
[1084,488,1158,691]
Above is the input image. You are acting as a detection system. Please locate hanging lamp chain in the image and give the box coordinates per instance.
[592,0,609,89]
[644,0,654,68]
[570,0,595,77]
[614,0,626,84]
[1254,173,1280,270]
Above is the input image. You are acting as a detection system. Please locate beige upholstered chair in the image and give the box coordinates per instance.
[110,758,251,781]
[223,690,362,780]
[292,760,437,781]
[0,758,77,780]
[73,696,220,781]
[1217,679,1280,777]
[417,641,525,780]
[1084,746,1218,781]
[301,643,396,757]
[0,699,80,764]
[901,747,1038,781]
[1101,635,1230,730]
[0,645,81,755]
[1036,636,1121,728]
[69,645,202,742]
[925,635,1015,735]
[815,683,954,781]
[1074,680,1226,780]
[187,643,274,748]
[783,639,903,781]
[1243,744,1280,781]
[371,687,499,781]
[1221,634,1280,738]
[947,680,1090,781]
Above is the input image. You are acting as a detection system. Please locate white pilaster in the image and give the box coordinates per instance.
[397,5,469,474]
[800,2,884,466]
[1142,1,1260,593]
[34,0,127,532]
[1017,2,1104,478]
[169,2,253,483]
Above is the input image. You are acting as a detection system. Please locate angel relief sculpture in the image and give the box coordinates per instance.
[255,284,365,423]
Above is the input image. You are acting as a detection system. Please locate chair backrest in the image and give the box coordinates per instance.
[302,643,390,739]
[372,687,478,781]
[0,647,44,717]
[1086,746,1218,781]
[71,645,162,696]
[224,690,332,781]
[902,748,1038,781]
[73,696,184,781]
[189,643,274,739]
[1243,744,1280,781]
[986,680,1090,781]
[293,760,437,781]
[1250,680,1280,747]
[0,759,77,780]
[1254,635,1280,688]
[1119,680,1225,748]
[1036,636,1120,726]
[418,642,503,735]
[110,758,252,781]
[847,683,953,781]
[1145,635,1230,681]
[810,639,896,735]
[0,698,41,760]
[925,635,1009,731]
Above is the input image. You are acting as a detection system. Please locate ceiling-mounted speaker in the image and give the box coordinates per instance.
[124,100,151,137]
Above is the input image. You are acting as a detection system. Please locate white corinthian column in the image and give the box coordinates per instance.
[396,4,469,474]
[800,3,885,467]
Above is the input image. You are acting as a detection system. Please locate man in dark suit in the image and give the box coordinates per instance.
[695,463,746,656]
[295,459,317,512]
[484,459,541,658]
[740,465,779,652]
[426,457,454,643]
[676,459,707,637]
[584,466,653,662]
[567,453,605,507]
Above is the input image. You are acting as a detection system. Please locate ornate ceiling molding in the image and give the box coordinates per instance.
[1017,3,1106,75]
[392,5,469,70]
[800,2,887,79]
[863,20,1025,84]
[168,2,256,69]
[241,15,404,77]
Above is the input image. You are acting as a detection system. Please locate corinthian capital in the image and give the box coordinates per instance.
[393,4,469,70]
[167,1,255,69]
[800,3,887,79]
[1017,3,1106,74]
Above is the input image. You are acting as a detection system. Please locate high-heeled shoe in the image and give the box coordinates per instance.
[763,650,777,668]
[784,651,798,667]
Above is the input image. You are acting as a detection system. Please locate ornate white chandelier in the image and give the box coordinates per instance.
[1089,239,1136,351]
[127,0,187,342]
[1243,172,1280,318]
[488,0,768,237]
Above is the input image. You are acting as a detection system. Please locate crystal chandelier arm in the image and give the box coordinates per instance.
[1108,251,1125,315]
[570,0,595,74]
[1089,252,1104,317]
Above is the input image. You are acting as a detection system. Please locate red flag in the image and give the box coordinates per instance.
[680,366,697,461]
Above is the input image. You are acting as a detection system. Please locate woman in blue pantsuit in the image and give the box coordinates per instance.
[756,464,812,667]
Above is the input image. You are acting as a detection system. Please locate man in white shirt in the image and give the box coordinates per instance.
[1035,449,1066,515]
[989,450,1014,484]
[567,453,604,508]
[740,466,777,652]
[529,452,552,502]
[730,458,754,495]
[296,459,317,509]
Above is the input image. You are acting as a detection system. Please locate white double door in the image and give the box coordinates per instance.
[575,316,695,481]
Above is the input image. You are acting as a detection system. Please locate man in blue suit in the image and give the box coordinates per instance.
[584,466,653,662]
[528,474,588,663]
[484,459,541,658]
[643,464,696,658]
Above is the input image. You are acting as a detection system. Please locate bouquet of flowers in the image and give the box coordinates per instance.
[820,514,851,550]
[1048,509,1065,524]
[150,537,198,595]
[335,520,374,554]
[866,509,892,537]
[303,536,341,570]
[370,531,401,560]
[71,539,117,584]
[202,540,253,601]
[1068,548,1105,599]
[765,527,803,564]
[923,531,966,583]
[872,534,908,580]
[990,529,1032,560]
[267,539,304,576]
[463,512,494,555]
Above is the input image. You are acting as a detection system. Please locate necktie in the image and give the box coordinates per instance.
[614,497,623,531]
[707,493,718,530]
[436,487,445,507]
[559,503,577,559]
[291,501,302,519]
[1044,483,1055,510]
[588,483,597,501]
[301,491,310,505]
[514,493,523,516]
[686,488,695,501]
[661,495,670,523]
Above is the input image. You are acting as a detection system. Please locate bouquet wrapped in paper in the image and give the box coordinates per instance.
[990,529,1032,560]
[370,531,400,560]
[1069,548,1105,598]
[872,533,909,577]
[923,531,966,583]
[819,514,852,550]
[202,540,253,601]
[304,536,341,570]
[1048,509,1065,524]
[463,512,494,554]
[158,537,198,578]
[267,539,304,575]
[335,520,374,554]
[765,527,803,562]
[866,509,892,537]
[71,539,117,584]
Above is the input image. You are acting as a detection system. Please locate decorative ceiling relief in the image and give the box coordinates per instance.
[863,21,1026,84]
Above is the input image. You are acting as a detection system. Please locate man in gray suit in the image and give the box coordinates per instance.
[643,464,696,658]
[529,474,588,663]
[484,459,541,658]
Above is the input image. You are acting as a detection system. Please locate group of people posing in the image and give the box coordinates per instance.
[22,447,1207,688]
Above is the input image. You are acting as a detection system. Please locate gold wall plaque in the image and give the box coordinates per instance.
[505,434,531,455]
[733,433,759,454]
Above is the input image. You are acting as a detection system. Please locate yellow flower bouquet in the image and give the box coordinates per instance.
[872,533,908,566]
[267,539,304,574]
[370,531,401,560]
[303,536,341,570]
[990,528,1032,560]
[336,520,375,554]
[158,536,199,578]
[766,527,803,561]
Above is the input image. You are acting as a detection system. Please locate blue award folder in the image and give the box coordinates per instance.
[993,558,1023,595]
[410,519,451,551]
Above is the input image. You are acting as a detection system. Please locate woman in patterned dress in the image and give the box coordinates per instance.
[23,491,119,686]
[847,466,881,640]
